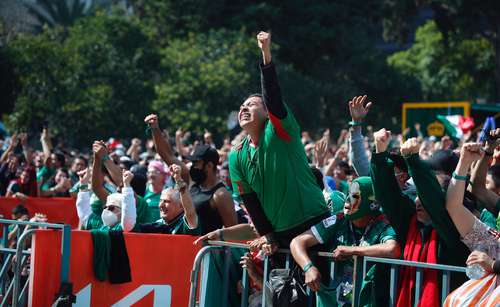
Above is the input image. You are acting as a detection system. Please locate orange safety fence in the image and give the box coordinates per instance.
[30,230,201,306]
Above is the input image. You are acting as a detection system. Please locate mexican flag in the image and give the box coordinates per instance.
[437,115,474,139]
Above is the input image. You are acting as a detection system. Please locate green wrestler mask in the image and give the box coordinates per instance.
[329,190,346,214]
[345,177,380,220]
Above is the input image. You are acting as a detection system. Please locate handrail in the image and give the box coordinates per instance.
[0,218,67,229]
[193,240,467,307]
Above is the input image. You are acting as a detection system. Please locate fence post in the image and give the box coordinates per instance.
[352,255,364,307]
[12,229,36,307]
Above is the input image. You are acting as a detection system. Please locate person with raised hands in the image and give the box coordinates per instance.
[228,31,329,249]
[470,128,500,216]
[144,114,237,234]
[370,129,469,307]
[136,164,201,235]
[444,143,500,306]
[348,95,372,177]
[77,168,137,232]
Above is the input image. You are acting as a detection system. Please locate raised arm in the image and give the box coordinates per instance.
[175,128,190,158]
[121,170,137,232]
[40,128,53,166]
[144,114,190,183]
[171,164,198,229]
[370,129,414,243]
[19,133,32,166]
[91,143,109,203]
[126,138,141,162]
[446,143,483,237]
[94,141,123,188]
[257,31,287,120]
[76,168,92,227]
[0,133,18,164]
[470,129,500,215]
[348,95,372,176]
[402,138,464,248]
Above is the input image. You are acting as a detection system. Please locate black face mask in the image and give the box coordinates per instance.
[190,162,207,184]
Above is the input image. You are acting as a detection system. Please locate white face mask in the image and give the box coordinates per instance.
[101,209,119,227]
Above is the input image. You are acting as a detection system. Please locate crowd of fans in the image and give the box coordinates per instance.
[2,31,500,306]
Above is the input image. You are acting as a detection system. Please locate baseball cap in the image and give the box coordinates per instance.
[186,145,220,165]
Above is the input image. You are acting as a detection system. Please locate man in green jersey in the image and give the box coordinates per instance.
[290,177,401,306]
[228,31,329,247]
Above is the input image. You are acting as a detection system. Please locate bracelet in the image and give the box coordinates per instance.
[102,155,110,162]
[79,184,89,191]
[452,172,468,181]
[303,262,315,273]
[218,229,224,241]
[348,120,363,127]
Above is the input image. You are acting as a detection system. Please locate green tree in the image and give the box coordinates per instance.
[382,0,500,99]
[4,12,160,147]
[388,21,495,101]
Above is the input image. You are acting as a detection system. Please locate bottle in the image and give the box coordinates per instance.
[466,263,486,280]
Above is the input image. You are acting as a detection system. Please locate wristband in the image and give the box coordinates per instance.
[485,150,494,157]
[348,121,363,127]
[218,229,224,241]
[452,172,467,181]
[303,262,315,273]
[79,184,89,191]
[102,155,110,162]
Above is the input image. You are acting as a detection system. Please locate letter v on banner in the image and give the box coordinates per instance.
[73,284,172,307]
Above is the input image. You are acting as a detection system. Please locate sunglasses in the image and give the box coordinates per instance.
[105,205,121,212]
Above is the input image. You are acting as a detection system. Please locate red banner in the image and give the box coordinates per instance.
[30,230,201,306]
[0,197,78,228]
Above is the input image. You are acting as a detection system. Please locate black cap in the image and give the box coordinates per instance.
[426,150,459,175]
[186,145,220,165]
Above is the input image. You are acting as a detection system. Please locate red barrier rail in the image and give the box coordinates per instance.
[30,230,201,306]
[0,197,78,228]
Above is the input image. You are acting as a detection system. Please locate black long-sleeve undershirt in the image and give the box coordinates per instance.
[260,62,287,119]
[241,192,274,236]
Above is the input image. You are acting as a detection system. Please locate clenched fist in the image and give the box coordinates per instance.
[373,128,391,153]
[144,114,159,129]
[257,31,272,65]
[400,138,420,157]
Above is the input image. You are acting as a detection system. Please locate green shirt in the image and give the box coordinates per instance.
[143,185,161,222]
[228,106,328,232]
[312,214,396,306]
[137,215,201,235]
[37,166,55,188]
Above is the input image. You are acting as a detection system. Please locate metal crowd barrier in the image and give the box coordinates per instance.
[188,240,466,307]
[0,219,72,307]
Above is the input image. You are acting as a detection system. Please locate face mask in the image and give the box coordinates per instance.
[190,163,207,184]
[101,209,119,227]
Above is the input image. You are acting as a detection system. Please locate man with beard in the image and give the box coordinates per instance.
[143,116,237,234]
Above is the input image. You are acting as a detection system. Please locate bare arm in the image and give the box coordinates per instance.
[40,128,53,165]
[193,223,258,245]
[145,114,190,183]
[446,143,483,238]
[212,188,238,227]
[0,133,17,163]
[470,137,499,214]
[338,240,400,258]
[175,129,190,158]
[290,230,322,292]
[91,147,109,203]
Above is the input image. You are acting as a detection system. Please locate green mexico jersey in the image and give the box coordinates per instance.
[143,185,161,222]
[228,105,328,232]
[311,214,397,307]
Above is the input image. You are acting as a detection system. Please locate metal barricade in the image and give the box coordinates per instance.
[0,218,72,307]
[188,241,466,307]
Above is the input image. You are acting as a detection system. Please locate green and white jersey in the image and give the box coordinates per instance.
[229,105,328,232]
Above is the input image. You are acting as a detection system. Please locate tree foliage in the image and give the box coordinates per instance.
[388,21,495,101]
[4,13,159,146]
